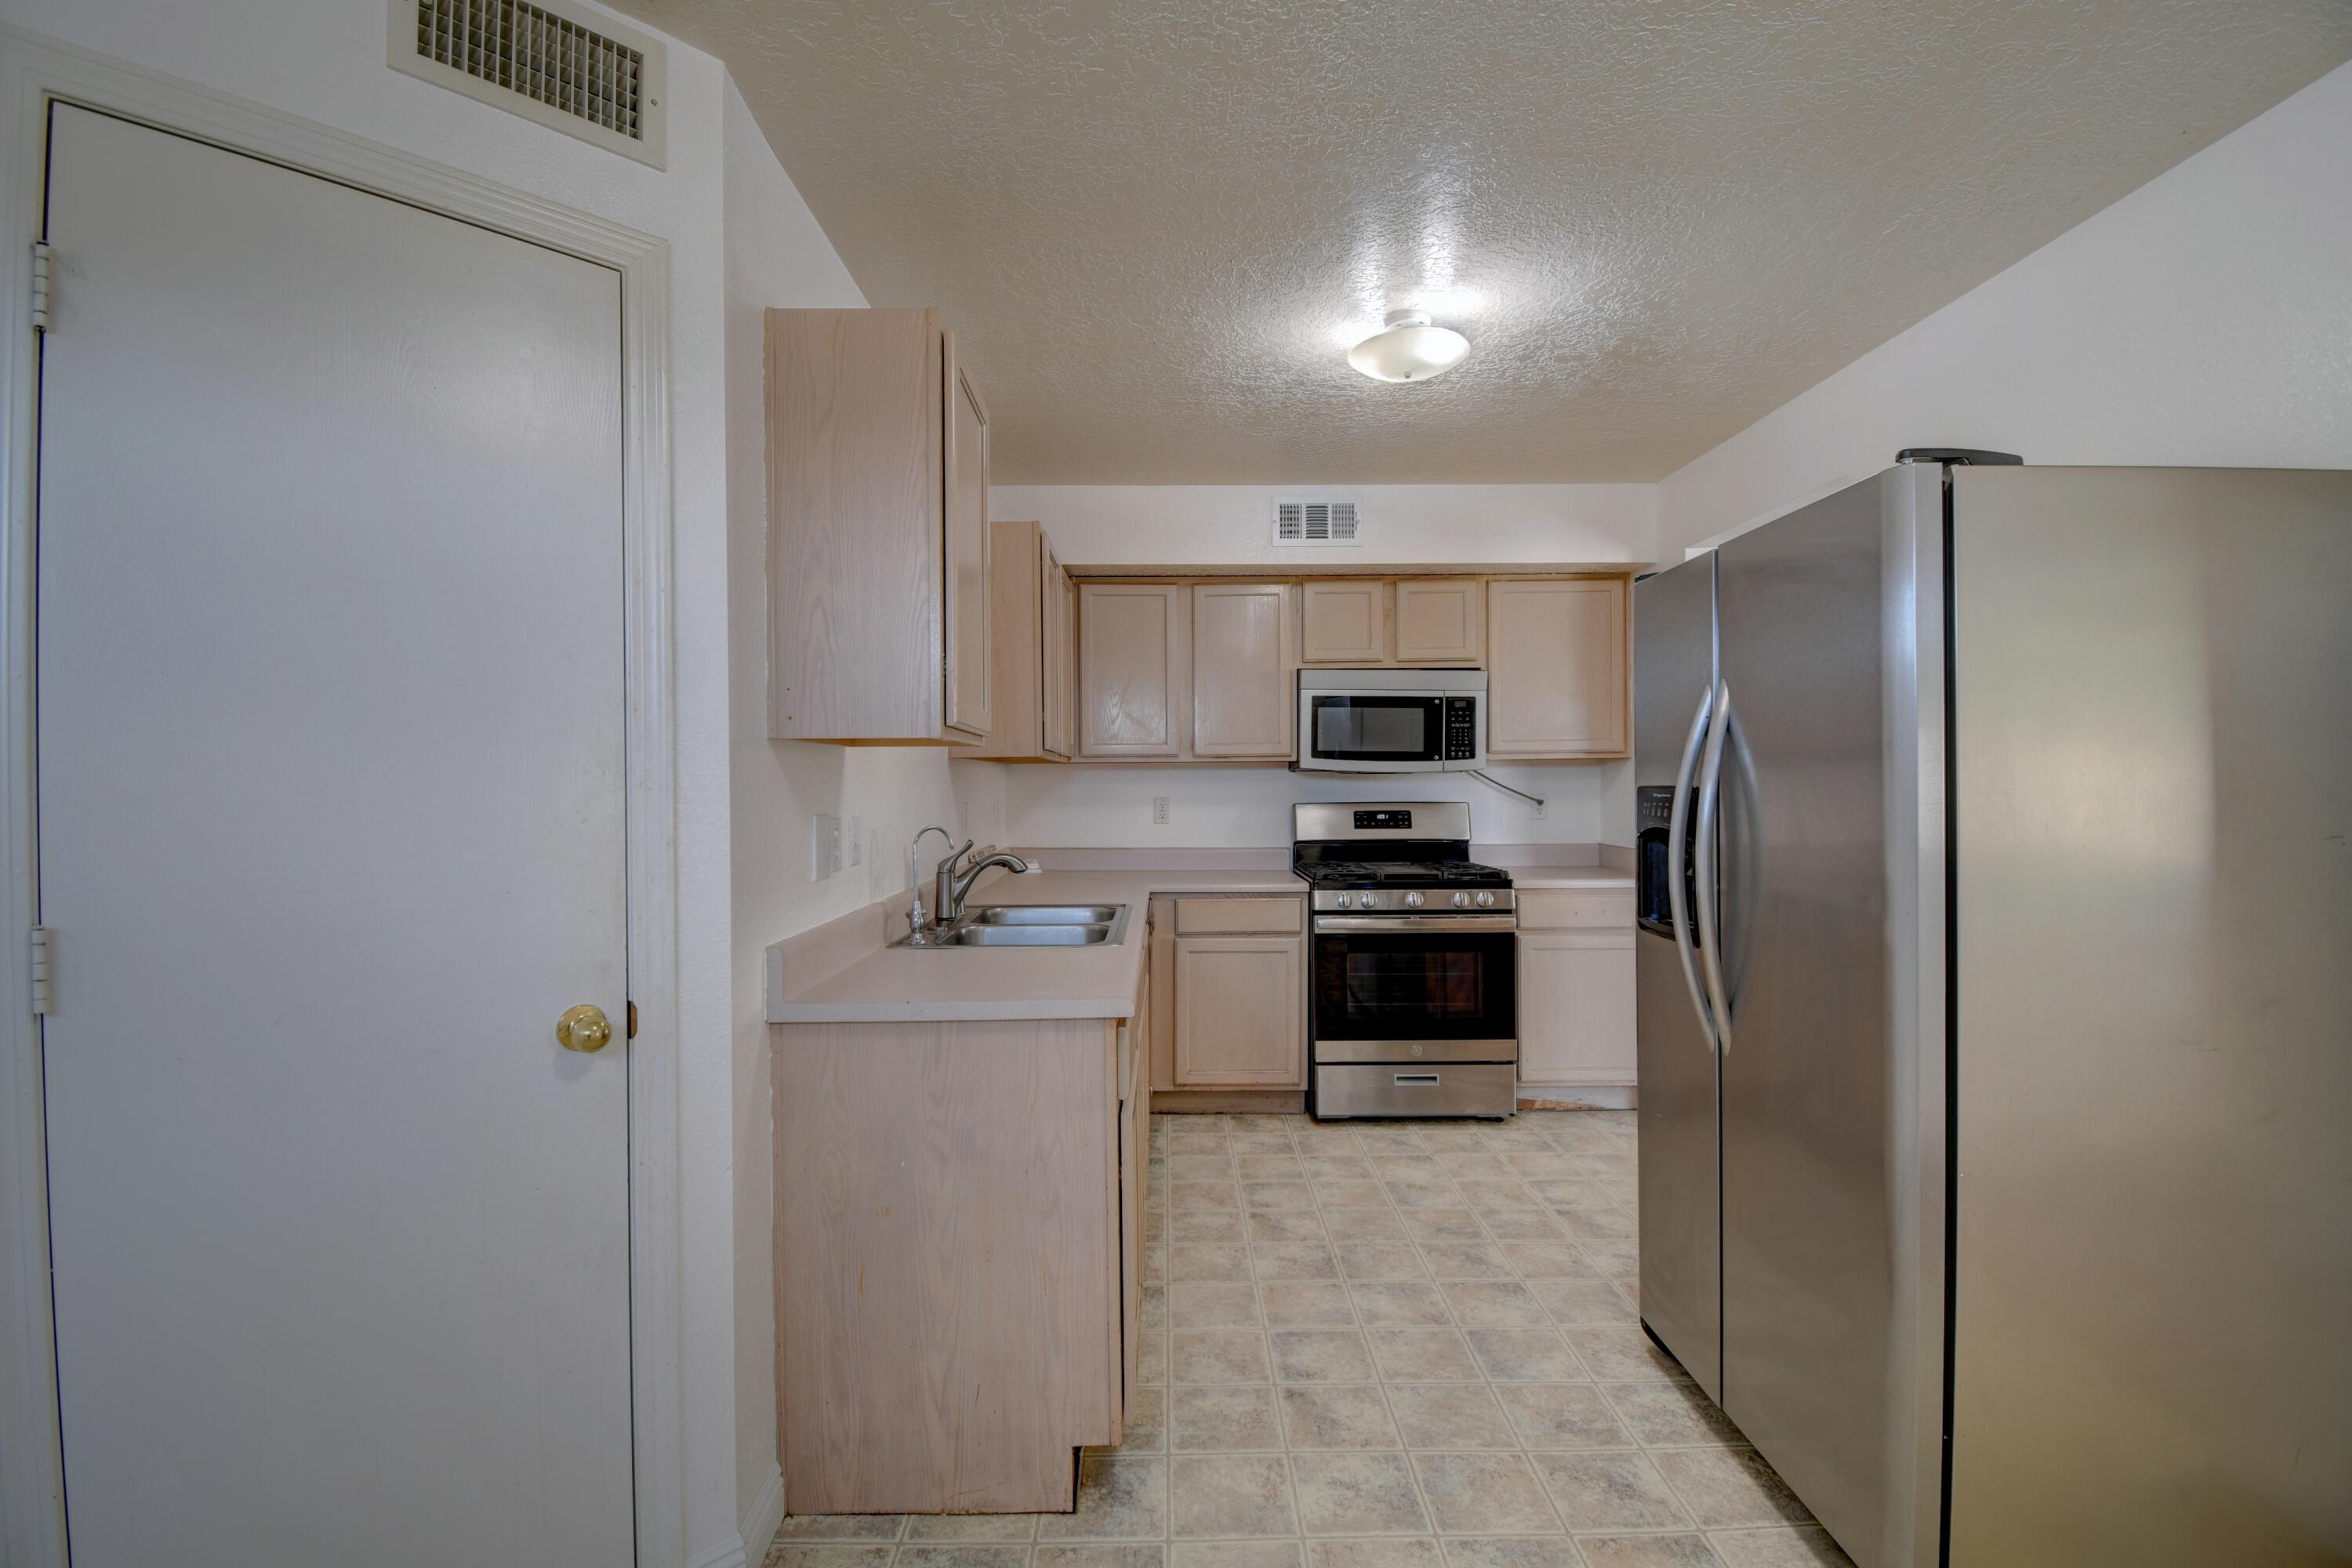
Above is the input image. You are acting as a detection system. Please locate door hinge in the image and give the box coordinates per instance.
[29,925,54,1014]
[31,243,55,334]
[626,999,637,1040]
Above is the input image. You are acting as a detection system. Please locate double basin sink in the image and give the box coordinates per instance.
[899,903,1131,948]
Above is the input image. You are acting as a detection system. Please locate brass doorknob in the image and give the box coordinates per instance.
[557,1004,613,1054]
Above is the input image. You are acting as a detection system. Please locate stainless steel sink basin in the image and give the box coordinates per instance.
[970,904,1123,925]
[939,924,1114,946]
[893,902,1131,948]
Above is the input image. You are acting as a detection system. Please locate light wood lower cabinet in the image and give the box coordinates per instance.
[774,1007,1143,1515]
[1174,932,1306,1087]
[1117,964,1149,1424]
[1516,927,1637,1087]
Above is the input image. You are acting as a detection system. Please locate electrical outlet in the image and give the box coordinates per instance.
[847,816,862,866]
[1533,795,1547,819]
[827,817,845,875]
[1152,796,1170,826]
[808,815,831,881]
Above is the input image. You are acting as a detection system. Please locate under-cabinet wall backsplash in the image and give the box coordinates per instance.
[988,760,1631,848]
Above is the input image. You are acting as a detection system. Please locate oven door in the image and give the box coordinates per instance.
[1298,691,1447,772]
[1309,920,1517,1062]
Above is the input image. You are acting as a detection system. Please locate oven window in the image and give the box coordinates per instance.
[1311,696,1440,760]
[1312,931,1517,1042]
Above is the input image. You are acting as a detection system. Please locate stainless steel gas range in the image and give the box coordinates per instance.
[1292,803,1519,1120]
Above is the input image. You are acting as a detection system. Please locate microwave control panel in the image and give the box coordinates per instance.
[1444,697,1479,760]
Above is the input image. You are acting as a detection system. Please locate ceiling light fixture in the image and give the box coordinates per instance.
[1348,310,1470,383]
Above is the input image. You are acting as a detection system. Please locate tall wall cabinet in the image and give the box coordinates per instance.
[768,307,992,744]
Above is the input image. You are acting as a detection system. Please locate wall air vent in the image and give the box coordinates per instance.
[1272,499,1361,547]
[390,0,667,168]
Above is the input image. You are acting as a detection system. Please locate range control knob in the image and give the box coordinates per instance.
[1355,892,1377,909]
[1452,891,1471,908]
[1475,891,1496,908]
[1403,891,1425,909]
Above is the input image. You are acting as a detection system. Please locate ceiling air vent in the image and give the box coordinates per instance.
[1273,499,1362,547]
[389,0,667,168]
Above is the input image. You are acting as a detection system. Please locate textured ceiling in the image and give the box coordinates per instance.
[619,0,2352,483]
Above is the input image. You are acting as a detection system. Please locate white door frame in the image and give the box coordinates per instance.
[0,25,684,1568]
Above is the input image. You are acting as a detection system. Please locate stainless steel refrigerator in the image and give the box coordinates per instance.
[1634,457,2352,1567]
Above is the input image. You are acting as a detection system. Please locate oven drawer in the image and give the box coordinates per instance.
[1313,1062,1517,1120]
[1313,1038,1515,1065]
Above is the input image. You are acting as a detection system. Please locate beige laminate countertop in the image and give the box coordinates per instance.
[766,862,1633,1026]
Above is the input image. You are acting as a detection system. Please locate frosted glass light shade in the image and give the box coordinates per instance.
[1348,311,1470,382]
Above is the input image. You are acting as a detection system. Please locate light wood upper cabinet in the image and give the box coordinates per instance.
[943,341,991,739]
[1301,580,1385,663]
[962,521,1071,762]
[1174,932,1305,1087]
[1394,579,1485,664]
[1486,578,1629,757]
[1042,544,1076,760]
[1191,583,1294,757]
[1080,583,1189,757]
[767,307,989,744]
[1517,929,1636,1087]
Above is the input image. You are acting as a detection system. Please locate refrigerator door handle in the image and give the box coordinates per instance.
[1693,679,1736,1054]
[1666,687,1718,1051]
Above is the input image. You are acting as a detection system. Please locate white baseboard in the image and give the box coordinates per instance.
[685,1533,749,1568]
[681,1462,783,1568]
[738,1467,786,1566]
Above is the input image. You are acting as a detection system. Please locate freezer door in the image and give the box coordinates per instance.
[1713,466,1946,1568]
[1947,467,2352,1566]
[1632,556,1722,1400]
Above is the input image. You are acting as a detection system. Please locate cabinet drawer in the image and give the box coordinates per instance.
[1174,896,1305,935]
[1516,887,1635,930]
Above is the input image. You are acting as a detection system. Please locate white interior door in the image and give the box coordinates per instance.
[34,104,633,1566]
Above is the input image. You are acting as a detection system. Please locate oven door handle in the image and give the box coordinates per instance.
[1311,915,1520,934]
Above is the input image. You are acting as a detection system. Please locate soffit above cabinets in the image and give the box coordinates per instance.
[619,0,2352,485]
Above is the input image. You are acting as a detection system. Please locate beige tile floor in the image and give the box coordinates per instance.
[766,1112,1852,1568]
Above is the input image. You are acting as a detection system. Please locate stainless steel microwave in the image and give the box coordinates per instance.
[1294,668,1486,774]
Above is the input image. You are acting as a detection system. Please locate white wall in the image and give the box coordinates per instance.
[1007,761,1625,851]
[720,78,1019,1532]
[0,2,771,1561]
[1656,60,2352,557]
[993,483,1657,568]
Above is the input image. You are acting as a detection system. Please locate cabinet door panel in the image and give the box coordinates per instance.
[1192,583,1294,757]
[1517,930,1637,1085]
[1487,579,1628,757]
[1394,579,1484,664]
[1042,545,1075,759]
[1080,584,1188,756]
[1301,581,1385,663]
[1174,935,1305,1087]
[942,344,990,740]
